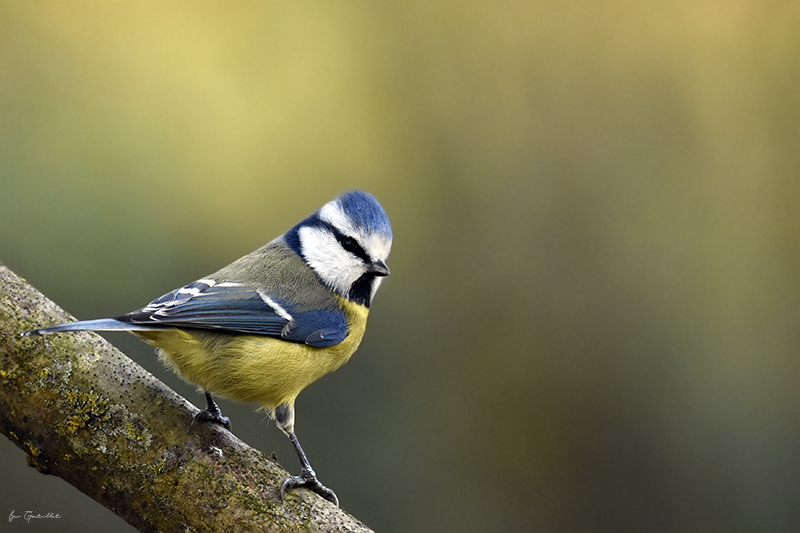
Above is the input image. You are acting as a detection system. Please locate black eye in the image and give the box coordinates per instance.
[341,236,359,253]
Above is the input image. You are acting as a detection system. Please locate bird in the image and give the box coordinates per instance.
[24,190,393,506]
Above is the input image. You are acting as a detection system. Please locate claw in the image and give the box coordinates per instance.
[280,470,339,506]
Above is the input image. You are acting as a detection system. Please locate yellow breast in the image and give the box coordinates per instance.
[134,295,369,411]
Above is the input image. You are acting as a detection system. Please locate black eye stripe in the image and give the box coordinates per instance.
[329,227,369,261]
[340,236,368,260]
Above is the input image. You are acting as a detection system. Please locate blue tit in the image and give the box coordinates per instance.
[25,190,393,506]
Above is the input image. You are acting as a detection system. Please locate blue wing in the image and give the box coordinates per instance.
[117,280,348,348]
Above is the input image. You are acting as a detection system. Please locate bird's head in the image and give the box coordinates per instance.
[286,191,392,307]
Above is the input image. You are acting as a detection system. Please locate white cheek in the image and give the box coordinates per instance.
[298,226,364,295]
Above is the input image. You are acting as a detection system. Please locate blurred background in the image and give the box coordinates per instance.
[2,1,800,531]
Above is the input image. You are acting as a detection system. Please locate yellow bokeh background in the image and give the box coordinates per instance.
[2,1,800,531]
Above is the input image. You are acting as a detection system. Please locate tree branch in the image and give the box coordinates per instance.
[0,263,373,532]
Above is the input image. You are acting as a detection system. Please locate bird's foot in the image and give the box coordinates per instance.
[191,400,231,432]
[280,468,339,506]
[192,408,232,430]
[191,392,232,431]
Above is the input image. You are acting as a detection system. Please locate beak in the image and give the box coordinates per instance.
[368,259,390,277]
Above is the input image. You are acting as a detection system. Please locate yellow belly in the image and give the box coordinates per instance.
[134,296,369,411]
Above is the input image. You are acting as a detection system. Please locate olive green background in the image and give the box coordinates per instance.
[2,2,800,532]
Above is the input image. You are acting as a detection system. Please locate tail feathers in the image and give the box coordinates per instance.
[23,318,162,337]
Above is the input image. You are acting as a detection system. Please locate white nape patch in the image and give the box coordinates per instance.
[298,225,365,297]
[257,290,294,322]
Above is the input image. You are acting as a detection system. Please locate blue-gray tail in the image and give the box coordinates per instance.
[23,319,160,337]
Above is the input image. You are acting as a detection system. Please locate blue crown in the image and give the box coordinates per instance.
[336,191,392,239]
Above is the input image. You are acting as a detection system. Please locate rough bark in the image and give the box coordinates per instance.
[0,263,373,532]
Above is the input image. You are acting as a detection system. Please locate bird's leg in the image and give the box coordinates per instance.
[275,403,339,506]
[281,431,339,505]
[192,391,232,431]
